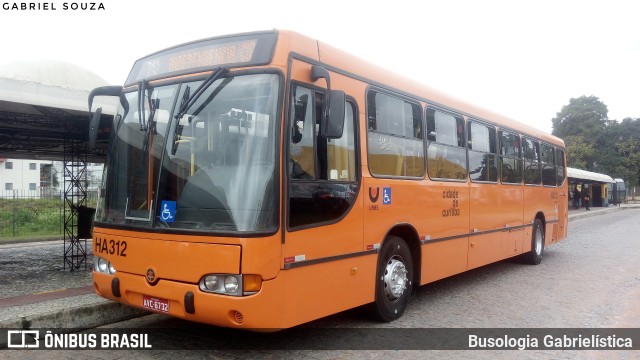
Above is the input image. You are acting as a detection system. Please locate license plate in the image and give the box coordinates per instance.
[142,295,170,313]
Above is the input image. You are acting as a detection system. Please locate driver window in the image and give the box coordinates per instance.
[290,87,316,179]
[288,84,359,229]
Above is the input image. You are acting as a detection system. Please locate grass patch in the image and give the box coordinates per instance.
[1,196,98,242]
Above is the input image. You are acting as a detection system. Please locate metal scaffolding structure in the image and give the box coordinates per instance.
[63,137,89,271]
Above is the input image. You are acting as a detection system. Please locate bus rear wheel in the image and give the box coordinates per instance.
[523,219,545,265]
[370,236,413,322]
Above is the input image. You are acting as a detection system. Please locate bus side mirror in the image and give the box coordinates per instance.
[310,65,345,139]
[88,107,102,150]
[321,89,345,139]
[88,85,125,111]
[88,85,126,150]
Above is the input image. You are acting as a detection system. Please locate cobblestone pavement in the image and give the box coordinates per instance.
[3,209,640,359]
[0,240,93,299]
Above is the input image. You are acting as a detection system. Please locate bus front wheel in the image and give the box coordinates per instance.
[370,236,413,322]
[523,219,545,265]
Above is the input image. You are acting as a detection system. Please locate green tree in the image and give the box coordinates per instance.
[552,95,608,140]
[612,118,640,187]
[552,96,609,170]
[563,135,595,170]
[553,95,640,187]
[593,119,624,175]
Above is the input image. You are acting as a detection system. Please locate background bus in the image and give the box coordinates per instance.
[89,30,567,329]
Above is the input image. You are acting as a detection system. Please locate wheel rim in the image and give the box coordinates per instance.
[534,226,543,255]
[383,256,408,302]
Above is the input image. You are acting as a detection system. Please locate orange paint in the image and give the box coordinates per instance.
[92,30,567,329]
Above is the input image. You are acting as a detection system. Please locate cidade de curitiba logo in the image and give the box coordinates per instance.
[1,2,106,11]
[6,330,152,349]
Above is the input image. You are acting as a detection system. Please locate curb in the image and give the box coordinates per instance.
[0,299,147,348]
[568,206,624,221]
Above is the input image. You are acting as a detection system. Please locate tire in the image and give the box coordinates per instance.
[523,219,545,265]
[370,236,413,322]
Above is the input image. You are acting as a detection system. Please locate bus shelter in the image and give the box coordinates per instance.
[567,167,614,209]
[612,178,626,205]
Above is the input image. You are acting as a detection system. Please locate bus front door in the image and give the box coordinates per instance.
[280,60,366,327]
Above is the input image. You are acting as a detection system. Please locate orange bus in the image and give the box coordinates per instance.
[88,30,568,329]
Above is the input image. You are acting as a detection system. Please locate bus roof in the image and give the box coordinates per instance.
[125,29,564,148]
[279,30,564,148]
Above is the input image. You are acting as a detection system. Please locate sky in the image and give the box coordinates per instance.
[1,0,638,134]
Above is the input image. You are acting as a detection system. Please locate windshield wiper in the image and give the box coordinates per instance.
[190,77,233,117]
[137,79,159,154]
[174,67,227,121]
[142,97,159,154]
[138,81,147,131]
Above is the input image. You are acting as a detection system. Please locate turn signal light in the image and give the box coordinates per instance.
[243,274,262,294]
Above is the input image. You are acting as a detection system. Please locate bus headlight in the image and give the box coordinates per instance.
[199,274,260,296]
[224,276,239,293]
[203,275,219,290]
[98,258,108,273]
[93,256,116,275]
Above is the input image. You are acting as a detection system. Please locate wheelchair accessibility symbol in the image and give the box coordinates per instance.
[160,201,176,222]
[382,187,392,205]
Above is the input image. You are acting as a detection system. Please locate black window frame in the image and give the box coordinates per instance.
[555,147,566,186]
[522,136,541,186]
[366,88,425,179]
[467,119,498,183]
[540,142,556,187]
[426,107,468,182]
[499,130,523,185]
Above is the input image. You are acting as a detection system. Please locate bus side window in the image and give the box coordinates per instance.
[289,87,316,179]
[367,90,424,178]
[468,120,498,182]
[556,148,566,185]
[499,131,523,184]
[523,137,541,185]
[426,108,467,180]
[541,143,556,186]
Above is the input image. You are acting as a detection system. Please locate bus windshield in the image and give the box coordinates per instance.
[96,73,280,233]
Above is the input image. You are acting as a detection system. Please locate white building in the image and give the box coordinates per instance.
[0,158,56,197]
[0,159,102,198]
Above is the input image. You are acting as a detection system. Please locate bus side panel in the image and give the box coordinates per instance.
[419,181,469,284]
[523,186,545,252]
[469,183,505,269]
[362,177,470,285]
[557,181,569,241]
[524,186,558,249]
[280,254,377,328]
[548,186,561,244]
[468,183,523,268]
[467,233,507,270]
[499,184,523,256]
[422,238,468,283]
